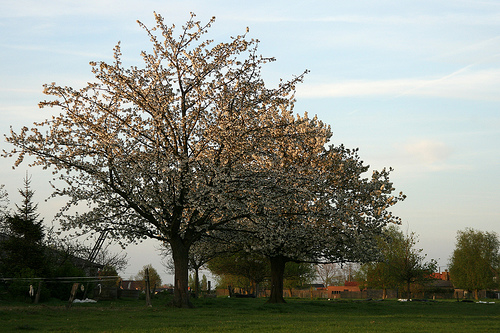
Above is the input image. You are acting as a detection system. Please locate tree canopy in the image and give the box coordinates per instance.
[0,175,46,278]
[136,264,162,291]
[449,228,499,299]
[227,144,405,303]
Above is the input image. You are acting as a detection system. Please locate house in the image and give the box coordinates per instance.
[118,279,143,299]
[431,271,450,281]
[320,281,363,299]
[326,281,361,295]
[120,280,143,291]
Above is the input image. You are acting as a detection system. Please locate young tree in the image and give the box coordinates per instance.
[0,175,47,298]
[136,264,162,291]
[361,226,436,299]
[201,274,208,291]
[316,264,338,287]
[90,243,129,274]
[0,175,46,274]
[449,228,500,299]
[207,251,314,297]
[358,261,396,299]
[4,13,309,307]
[391,229,436,299]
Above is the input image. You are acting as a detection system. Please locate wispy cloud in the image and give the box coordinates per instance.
[297,67,500,101]
[431,36,500,62]
[0,43,110,61]
[233,13,500,26]
[0,0,157,18]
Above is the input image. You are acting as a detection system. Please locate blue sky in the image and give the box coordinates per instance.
[1,0,499,283]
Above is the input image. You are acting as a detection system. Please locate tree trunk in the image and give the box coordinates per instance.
[267,255,287,304]
[194,267,200,299]
[407,281,411,300]
[170,238,193,308]
[145,267,152,307]
[34,281,42,304]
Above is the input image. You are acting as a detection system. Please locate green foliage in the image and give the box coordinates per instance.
[360,226,436,298]
[0,216,47,277]
[201,274,208,291]
[283,262,316,291]
[208,252,315,294]
[0,176,109,302]
[214,274,250,292]
[46,261,86,300]
[6,268,36,301]
[188,273,195,290]
[15,174,40,222]
[449,228,500,296]
[136,264,162,290]
[208,252,269,292]
[0,175,48,286]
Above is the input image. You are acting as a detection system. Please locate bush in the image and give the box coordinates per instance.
[46,262,86,300]
[6,268,50,302]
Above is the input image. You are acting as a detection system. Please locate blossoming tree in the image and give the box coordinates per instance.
[231,131,406,303]
[4,13,310,308]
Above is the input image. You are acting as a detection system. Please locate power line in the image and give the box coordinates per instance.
[0,275,120,283]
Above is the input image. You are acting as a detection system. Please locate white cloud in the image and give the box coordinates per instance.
[403,140,452,165]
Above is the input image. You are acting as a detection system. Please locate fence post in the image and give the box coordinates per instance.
[145,268,152,307]
[66,283,80,309]
[34,280,43,304]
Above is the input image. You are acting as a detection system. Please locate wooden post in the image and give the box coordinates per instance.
[66,283,80,309]
[145,268,152,307]
[34,280,43,304]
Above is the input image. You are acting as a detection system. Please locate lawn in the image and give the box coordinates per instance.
[0,297,498,332]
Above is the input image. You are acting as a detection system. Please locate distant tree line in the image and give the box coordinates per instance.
[354,226,499,300]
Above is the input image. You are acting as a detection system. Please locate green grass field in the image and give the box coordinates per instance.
[0,297,498,332]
